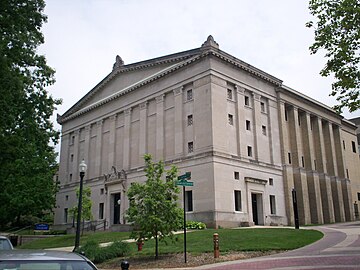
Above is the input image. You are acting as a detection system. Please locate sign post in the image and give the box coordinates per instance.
[176,172,193,264]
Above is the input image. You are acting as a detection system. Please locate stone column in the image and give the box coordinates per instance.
[59,133,70,183]
[235,86,245,158]
[83,125,91,178]
[139,101,148,166]
[123,108,131,170]
[94,120,103,178]
[252,93,261,161]
[72,130,80,179]
[108,114,117,171]
[156,94,165,161]
[174,87,183,157]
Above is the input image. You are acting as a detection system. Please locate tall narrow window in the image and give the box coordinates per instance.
[227,89,233,100]
[346,169,349,178]
[314,159,317,170]
[69,174,73,181]
[247,146,252,157]
[260,102,265,113]
[352,141,356,153]
[185,191,193,211]
[99,203,104,219]
[234,171,240,180]
[285,109,288,121]
[64,208,68,223]
[234,190,242,211]
[269,178,274,186]
[358,192,360,201]
[246,120,251,130]
[270,195,276,214]
[70,154,74,162]
[262,125,267,135]
[245,96,250,106]
[301,156,305,167]
[288,153,292,164]
[187,89,193,101]
[187,115,193,126]
[343,140,346,150]
[100,188,104,195]
[65,195,69,201]
[228,114,234,125]
[188,142,194,153]
[71,136,75,145]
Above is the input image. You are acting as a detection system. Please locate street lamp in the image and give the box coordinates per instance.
[73,160,87,252]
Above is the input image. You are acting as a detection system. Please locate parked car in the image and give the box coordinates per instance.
[0,250,98,270]
[0,236,13,250]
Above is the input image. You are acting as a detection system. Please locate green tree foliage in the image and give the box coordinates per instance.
[0,0,61,227]
[127,154,183,259]
[306,0,360,113]
[69,187,93,223]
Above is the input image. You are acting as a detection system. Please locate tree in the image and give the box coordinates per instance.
[306,0,360,113]
[0,0,61,228]
[127,154,183,259]
[69,187,93,233]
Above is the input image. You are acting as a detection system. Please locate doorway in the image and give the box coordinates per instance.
[113,193,121,224]
[251,193,263,225]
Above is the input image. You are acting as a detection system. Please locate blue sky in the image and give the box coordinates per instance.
[40,0,360,131]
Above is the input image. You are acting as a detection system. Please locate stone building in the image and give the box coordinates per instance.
[54,36,360,229]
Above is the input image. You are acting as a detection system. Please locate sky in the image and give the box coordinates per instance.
[40,0,360,136]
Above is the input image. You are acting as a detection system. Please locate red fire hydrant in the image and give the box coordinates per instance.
[137,240,144,251]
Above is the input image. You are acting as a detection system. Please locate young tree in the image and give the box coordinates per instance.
[306,0,360,113]
[70,187,93,234]
[0,0,61,227]
[127,154,183,259]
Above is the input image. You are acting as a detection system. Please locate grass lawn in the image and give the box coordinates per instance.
[20,228,323,255]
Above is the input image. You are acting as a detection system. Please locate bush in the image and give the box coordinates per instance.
[186,221,206,230]
[79,240,129,264]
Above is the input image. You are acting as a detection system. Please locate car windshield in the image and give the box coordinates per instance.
[0,239,12,250]
[0,260,97,270]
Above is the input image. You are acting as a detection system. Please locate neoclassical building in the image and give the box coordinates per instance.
[54,36,360,229]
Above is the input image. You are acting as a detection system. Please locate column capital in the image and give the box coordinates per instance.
[173,87,183,96]
[235,85,245,94]
[252,92,261,101]
[140,101,148,110]
[124,108,132,116]
[109,114,117,121]
[85,125,91,132]
[96,120,103,127]
[156,94,165,103]
[74,129,80,135]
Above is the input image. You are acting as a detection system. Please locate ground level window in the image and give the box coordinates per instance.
[234,190,242,211]
[185,191,193,211]
[270,195,276,214]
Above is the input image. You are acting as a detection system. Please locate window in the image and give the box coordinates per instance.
[270,195,276,214]
[262,125,267,135]
[227,89,233,100]
[70,154,74,162]
[358,192,360,201]
[100,188,104,195]
[298,113,301,126]
[343,140,346,150]
[260,102,265,113]
[245,96,250,106]
[269,178,273,186]
[234,190,242,211]
[301,156,305,167]
[234,171,240,180]
[285,109,288,121]
[247,146,252,157]
[187,115,193,126]
[65,195,69,201]
[346,169,349,178]
[228,114,234,125]
[246,120,251,130]
[71,135,75,145]
[188,142,194,153]
[314,159,317,170]
[69,173,72,181]
[288,153,292,164]
[187,89,193,101]
[99,203,104,219]
[64,208,68,223]
[352,141,357,153]
[185,191,193,211]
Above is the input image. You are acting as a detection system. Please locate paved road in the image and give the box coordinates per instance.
[194,221,360,269]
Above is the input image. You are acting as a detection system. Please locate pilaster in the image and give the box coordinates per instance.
[83,125,91,178]
[156,94,165,161]
[139,102,148,165]
[123,108,131,169]
[174,87,183,157]
[252,92,261,161]
[72,129,80,179]
[94,120,103,177]
[108,114,117,171]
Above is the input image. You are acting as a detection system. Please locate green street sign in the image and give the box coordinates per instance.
[178,172,191,180]
[176,180,194,187]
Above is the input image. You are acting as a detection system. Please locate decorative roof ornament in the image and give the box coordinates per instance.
[201,35,219,50]
[113,55,124,70]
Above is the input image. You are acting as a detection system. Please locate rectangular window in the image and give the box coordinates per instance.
[262,125,267,135]
[270,195,276,214]
[343,140,346,150]
[234,190,242,211]
[247,146,252,157]
[285,109,288,121]
[187,114,193,126]
[346,169,349,178]
[65,195,69,201]
[185,191,193,212]
[99,203,104,219]
[227,89,233,100]
[358,192,360,201]
[352,141,356,153]
[228,114,234,125]
[100,188,104,195]
[288,153,292,164]
[260,102,265,113]
[298,114,301,126]
[245,96,250,106]
[188,142,194,153]
[301,156,305,167]
[246,120,251,130]
[70,154,74,162]
[187,89,193,101]
[314,159,317,170]
[234,171,240,180]
[69,173,73,181]
[64,208,68,223]
[269,178,273,186]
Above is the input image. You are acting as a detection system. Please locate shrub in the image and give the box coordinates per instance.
[186,221,206,230]
[79,240,129,264]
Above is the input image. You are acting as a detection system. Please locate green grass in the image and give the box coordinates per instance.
[19,228,323,256]
[19,231,131,249]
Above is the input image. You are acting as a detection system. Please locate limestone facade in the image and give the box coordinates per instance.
[54,36,360,228]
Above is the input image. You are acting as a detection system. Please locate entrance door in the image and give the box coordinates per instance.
[113,193,121,224]
[252,193,259,225]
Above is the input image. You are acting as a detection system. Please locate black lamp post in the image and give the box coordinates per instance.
[73,160,87,252]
